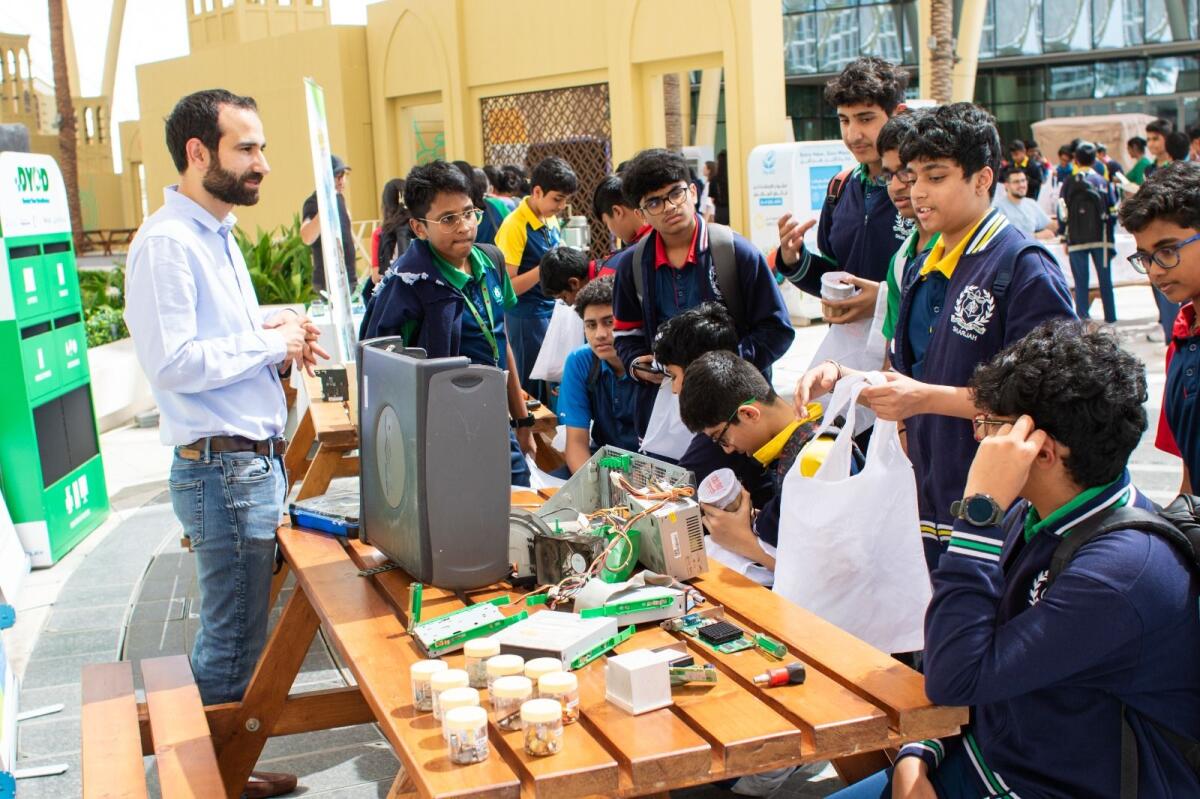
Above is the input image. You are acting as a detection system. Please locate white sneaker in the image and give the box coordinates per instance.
[729,766,797,796]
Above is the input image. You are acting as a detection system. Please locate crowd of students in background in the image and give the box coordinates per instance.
[353,55,1200,797]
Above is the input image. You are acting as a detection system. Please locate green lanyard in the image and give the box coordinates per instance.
[456,273,500,366]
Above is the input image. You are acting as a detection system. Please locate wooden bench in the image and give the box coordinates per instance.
[82,655,224,799]
[81,228,138,256]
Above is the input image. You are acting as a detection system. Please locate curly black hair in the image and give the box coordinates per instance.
[1118,161,1200,233]
[823,57,909,115]
[876,111,919,157]
[679,351,775,433]
[898,102,1002,197]
[620,148,691,208]
[539,246,589,297]
[403,160,471,220]
[574,274,614,319]
[653,302,738,369]
[969,320,1147,488]
[530,156,578,195]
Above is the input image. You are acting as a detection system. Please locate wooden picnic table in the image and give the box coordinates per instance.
[181,495,965,799]
[81,227,138,256]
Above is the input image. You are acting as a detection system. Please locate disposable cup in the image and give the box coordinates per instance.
[697,468,743,512]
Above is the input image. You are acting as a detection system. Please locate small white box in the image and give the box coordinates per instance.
[604,648,675,715]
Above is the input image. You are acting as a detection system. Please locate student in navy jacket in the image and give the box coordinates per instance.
[611,148,793,382]
[775,57,915,326]
[360,161,534,486]
[831,321,1200,799]
[796,104,1075,570]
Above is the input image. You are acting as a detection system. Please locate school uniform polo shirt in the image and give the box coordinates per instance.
[494,197,561,318]
[882,231,938,342]
[892,209,1075,568]
[1156,302,1200,485]
[557,345,647,453]
[652,218,703,321]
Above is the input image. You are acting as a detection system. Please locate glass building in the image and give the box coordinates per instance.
[782,0,1200,147]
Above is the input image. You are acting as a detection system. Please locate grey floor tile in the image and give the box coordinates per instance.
[11,752,81,799]
[20,651,116,691]
[135,574,195,603]
[257,741,400,795]
[300,779,393,798]
[127,597,188,626]
[50,581,139,610]
[15,716,81,760]
[44,604,129,634]
[17,683,82,719]
[29,627,122,661]
[260,724,385,761]
[122,617,188,661]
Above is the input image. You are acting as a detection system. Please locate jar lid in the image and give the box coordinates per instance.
[430,668,469,691]
[538,671,577,693]
[437,686,479,712]
[486,654,525,676]
[524,658,563,681]
[410,659,448,677]
[464,637,500,657]
[520,698,562,724]
[444,705,487,730]
[491,675,533,699]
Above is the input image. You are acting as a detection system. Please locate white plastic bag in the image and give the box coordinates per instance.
[772,372,931,654]
[530,300,584,382]
[639,381,694,461]
[524,455,566,490]
[805,283,889,434]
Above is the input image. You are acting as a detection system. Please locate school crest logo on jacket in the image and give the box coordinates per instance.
[893,213,916,242]
[1029,569,1049,606]
[950,285,995,341]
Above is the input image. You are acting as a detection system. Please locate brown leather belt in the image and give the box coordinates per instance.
[177,435,287,461]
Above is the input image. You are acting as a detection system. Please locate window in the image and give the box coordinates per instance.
[1044,0,1092,52]
[1095,59,1148,96]
[993,0,1042,56]
[784,13,818,75]
[817,8,861,72]
[860,4,905,63]
[1092,0,1146,48]
[1147,55,1200,93]
[1145,0,1198,43]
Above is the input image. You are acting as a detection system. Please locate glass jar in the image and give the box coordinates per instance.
[410,659,448,713]
[521,699,564,757]
[437,687,479,741]
[464,637,500,689]
[537,670,580,724]
[485,654,525,692]
[430,669,469,721]
[523,658,563,693]
[445,706,489,765]
[490,675,532,731]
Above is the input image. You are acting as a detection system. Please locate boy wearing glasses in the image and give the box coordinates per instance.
[361,160,533,486]
[831,320,1200,799]
[495,156,578,399]
[796,104,1074,570]
[774,57,913,326]
[611,148,793,382]
[1119,161,1200,495]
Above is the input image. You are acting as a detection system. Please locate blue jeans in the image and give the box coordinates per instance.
[509,430,531,487]
[169,449,285,705]
[1068,248,1117,323]
[827,743,978,798]
[1154,285,1181,341]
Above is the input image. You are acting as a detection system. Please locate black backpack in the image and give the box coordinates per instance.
[1063,172,1109,247]
[630,222,745,330]
[1041,495,1200,798]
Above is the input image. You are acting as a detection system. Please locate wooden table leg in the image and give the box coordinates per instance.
[831,749,894,786]
[295,443,341,501]
[283,410,316,496]
[212,587,322,798]
[386,770,417,798]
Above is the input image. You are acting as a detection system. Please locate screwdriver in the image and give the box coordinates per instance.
[752,661,807,687]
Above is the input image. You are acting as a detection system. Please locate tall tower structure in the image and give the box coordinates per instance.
[187,0,331,49]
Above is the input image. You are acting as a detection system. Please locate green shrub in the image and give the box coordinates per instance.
[85,305,128,348]
[236,215,317,305]
[80,262,129,347]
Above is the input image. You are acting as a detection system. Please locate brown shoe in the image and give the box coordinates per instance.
[242,771,298,799]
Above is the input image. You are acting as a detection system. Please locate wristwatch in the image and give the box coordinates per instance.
[510,414,536,429]
[950,494,1005,527]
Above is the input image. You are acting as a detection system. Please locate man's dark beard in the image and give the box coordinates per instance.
[203,159,263,206]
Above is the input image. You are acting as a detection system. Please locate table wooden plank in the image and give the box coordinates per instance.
[279,527,521,799]
[141,655,226,799]
[81,661,150,799]
[488,704,619,799]
[692,563,968,739]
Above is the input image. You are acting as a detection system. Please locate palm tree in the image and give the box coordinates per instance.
[47,0,84,249]
[929,0,955,104]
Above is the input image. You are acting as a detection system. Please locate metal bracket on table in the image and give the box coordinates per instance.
[357,562,401,578]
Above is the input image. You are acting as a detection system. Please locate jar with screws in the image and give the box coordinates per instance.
[521,699,563,757]
[524,658,563,693]
[490,675,532,731]
[430,669,469,721]
[485,654,525,692]
[537,670,580,724]
[464,637,500,689]
[445,706,490,765]
[410,659,448,712]
[437,687,480,741]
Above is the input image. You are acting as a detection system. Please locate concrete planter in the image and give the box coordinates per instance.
[87,337,154,433]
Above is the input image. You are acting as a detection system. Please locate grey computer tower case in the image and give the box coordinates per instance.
[358,341,511,589]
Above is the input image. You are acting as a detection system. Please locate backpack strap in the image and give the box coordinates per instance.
[1046,504,1177,586]
[631,234,651,306]
[825,167,854,209]
[993,241,1053,329]
[477,243,505,275]
[706,223,747,332]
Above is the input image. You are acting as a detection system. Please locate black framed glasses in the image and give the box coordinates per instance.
[1127,232,1200,274]
[972,414,1017,442]
[873,168,916,187]
[710,399,756,448]
[417,208,484,229]
[640,184,691,216]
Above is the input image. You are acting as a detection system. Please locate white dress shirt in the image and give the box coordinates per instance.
[124,187,288,446]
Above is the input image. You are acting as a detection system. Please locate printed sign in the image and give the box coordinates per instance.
[0,152,70,236]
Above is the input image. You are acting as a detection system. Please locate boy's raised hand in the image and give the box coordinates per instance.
[962,415,1048,511]
[777,212,816,265]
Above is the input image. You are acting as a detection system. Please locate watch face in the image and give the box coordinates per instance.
[966,495,997,525]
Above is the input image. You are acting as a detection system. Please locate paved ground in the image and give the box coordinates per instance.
[6,285,1180,798]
